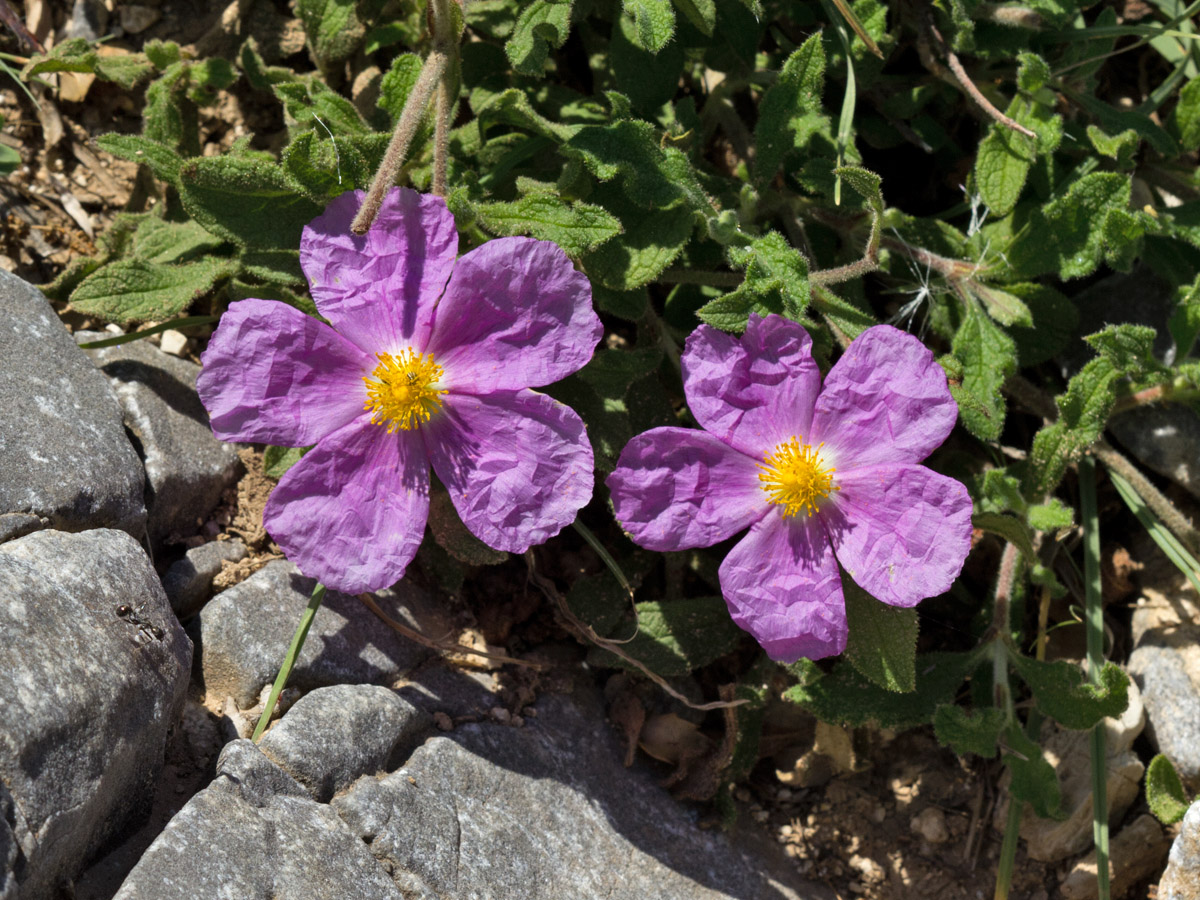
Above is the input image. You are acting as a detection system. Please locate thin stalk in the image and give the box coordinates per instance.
[351,49,448,234]
[431,78,451,197]
[251,583,325,742]
[77,315,220,348]
[994,799,1023,900]
[1093,439,1200,553]
[1080,456,1111,900]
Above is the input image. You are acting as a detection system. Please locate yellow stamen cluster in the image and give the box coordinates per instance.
[363,349,446,432]
[758,436,838,518]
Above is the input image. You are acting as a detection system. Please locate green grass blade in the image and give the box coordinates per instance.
[1109,468,1200,595]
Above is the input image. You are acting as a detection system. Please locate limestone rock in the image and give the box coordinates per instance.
[160,538,247,619]
[258,684,430,802]
[192,560,431,708]
[1159,798,1200,900]
[1059,814,1170,900]
[0,529,191,899]
[0,271,145,540]
[81,335,241,548]
[1110,405,1200,502]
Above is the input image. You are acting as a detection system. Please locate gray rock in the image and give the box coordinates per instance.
[0,782,16,900]
[161,538,247,619]
[0,528,191,900]
[258,684,431,802]
[0,512,46,543]
[80,335,241,547]
[193,560,431,708]
[1110,404,1200,502]
[332,691,804,900]
[0,271,145,539]
[112,740,407,900]
[1129,641,1200,787]
[1159,797,1200,900]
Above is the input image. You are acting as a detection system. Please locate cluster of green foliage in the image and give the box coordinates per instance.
[25,0,1200,827]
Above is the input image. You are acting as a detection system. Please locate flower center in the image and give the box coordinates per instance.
[363,349,446,432]
[758,436,839,518]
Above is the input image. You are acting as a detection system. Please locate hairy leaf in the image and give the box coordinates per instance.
[70,258,235,325]
[1146,754,1191,825]
[844,578,918,692]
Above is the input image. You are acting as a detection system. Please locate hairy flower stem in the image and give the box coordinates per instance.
[432,79,451,197]
[252,582,325,741]
[1110,382,1200,415]
[351,49,448,234]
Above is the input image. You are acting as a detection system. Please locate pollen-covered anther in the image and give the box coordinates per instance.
[363,349,446,432]
[758,436,838,518]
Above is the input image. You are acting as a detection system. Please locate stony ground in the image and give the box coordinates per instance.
[4,2,1197,899]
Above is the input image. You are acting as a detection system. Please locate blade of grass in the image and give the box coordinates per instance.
[1108,467,1200,595]
[819,0,858,206]
[77,315,220,349]
[251,582,325,742]
[1080,456,1111,900]
[571,519,635,601]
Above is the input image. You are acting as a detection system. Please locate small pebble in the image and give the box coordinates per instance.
[159,329,188,356]
[433,712,452,731]
[910,806,949,844]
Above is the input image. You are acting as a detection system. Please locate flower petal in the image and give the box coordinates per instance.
[197,298,374,445]
[424,237,600,392]
[682,314,821,458]
[607,427,766,551]
[809,324,957,469]
[827,463,973,608]
[424,390,593,552]
[264,420,430,594]
[299,187,458,355]
[719,512,847,661]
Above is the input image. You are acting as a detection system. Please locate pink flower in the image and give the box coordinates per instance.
[198,188,601,594]
[606,314,972,662]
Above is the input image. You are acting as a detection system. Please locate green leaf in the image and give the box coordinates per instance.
[475,194,622,256]
[975,123,1034,218]
[836,165,884,216]
[1169,275,1200,357]
[581,192,694,290]
[843,578,917,693]
[70,258,235,325]
[1085,323,1158,375]
[1010,655,1129,730]
[296,0,366,68]
[275,78,370,135]
[130,218,226,264]
[1028,499,1073,532]
[1016,52,1050,94]
[94,134,183,186]
[1003,723,1063,819]
[1006,282,1079,367]
[1006,173,1133,280]
[671,0,715,34]
[609,13,685,114]
[753,34,828,188]
[622,0,675,52]
[698,231,809,331]
[970,281,1032,328]
[282,130,384,201]
[506,0,573,74]
[811,285,876,340]
[178,156,323,248]
[566,570,632,637]
[262,445,309,479]
[566,120,695,209]
[427,488,509,565]
[592,284,649,320]
[1086,125,1139,169]
[950,301,1015,441]
[933,704,1006,758]
[576,347,663,397]
[1027,357,1116,495]
[0,143,18,175]
[1172,75,1200,152]
[239,248,306,286]
[784,650,979,729]
[589,596,745,675]
[377,52,425,124]
[24,39,154,89]
[1146,754,1191,825]
[144,39,182,70]
[972,512,1035,561]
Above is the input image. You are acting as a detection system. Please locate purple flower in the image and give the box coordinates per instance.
[606,314,972,662]
[198,188,601,594]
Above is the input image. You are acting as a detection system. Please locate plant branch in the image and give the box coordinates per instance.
[1092,439,1200,553]
[351,48,449,234]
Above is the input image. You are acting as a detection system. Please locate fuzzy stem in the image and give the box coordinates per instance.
[351,49,449,235]
[432,79,451,197]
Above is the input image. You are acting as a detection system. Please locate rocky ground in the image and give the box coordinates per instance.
[3,2,1200,899]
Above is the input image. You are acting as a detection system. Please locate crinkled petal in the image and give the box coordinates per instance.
[264,419,429,594]
[682,314,821,458]
[810,324,957,469]
[197,298,374,445]
[424,390,593,552]
[299,187,458,355]
[719,512,847,661]
[826,464,973,608]
[425,237,601,392]
[607,428,766,552]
